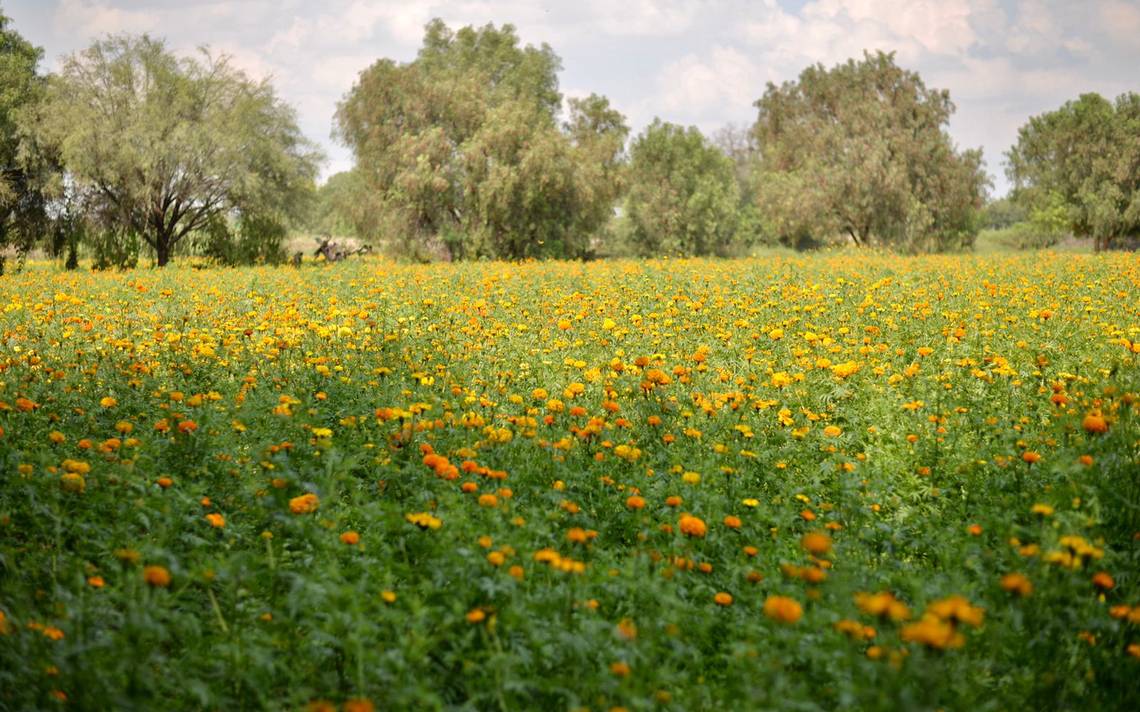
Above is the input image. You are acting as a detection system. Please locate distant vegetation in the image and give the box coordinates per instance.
[0,11,1138,268]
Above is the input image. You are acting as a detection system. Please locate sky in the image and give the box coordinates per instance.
[6,0,1139,195]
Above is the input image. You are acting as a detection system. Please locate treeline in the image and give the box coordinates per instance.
[1,13,1138,270]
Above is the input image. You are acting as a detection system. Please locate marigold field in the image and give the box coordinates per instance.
[2,253,1139,711]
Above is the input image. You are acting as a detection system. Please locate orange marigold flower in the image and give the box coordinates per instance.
[763,595,803,624]
[1021,451,1041,464]
[1092,571,1115,591]
[205,513,225,528]
[801,532,832,556]
[143,565,171,588]
[289,493,320,515]
[714,592,734,606]
[1000,572,1033,597]
[340,531,360,545]
[177,420,198,434]
[87,575,105,588]
[609,661,631,677]
[626,495,645,510]
[678,514,707,538]
[343,699,374,712]
[1082,412,1108,434]
[466,608,486,624]
[723,515,742,529]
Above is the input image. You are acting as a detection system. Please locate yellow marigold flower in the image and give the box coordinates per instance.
[405,512,442,530]
[60,472,86,494]
[901,615,964,649]
[927,595,984,627]
[1031,503,1054,516]
[100,397,117,408]
[609,661,631,677]
[855,591,911,621]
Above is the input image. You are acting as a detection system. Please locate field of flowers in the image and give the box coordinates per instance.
[1,253,1139,710]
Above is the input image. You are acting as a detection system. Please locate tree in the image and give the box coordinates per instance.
[308,170,372,238]
[752,51,987,252]
[1006,92,1140,252]
[623,120,740,257]
[0,10,51,270]
[335,19,627,260]
[27,35,320,266]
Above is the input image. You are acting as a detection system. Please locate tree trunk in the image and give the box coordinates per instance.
[155,237,171,267]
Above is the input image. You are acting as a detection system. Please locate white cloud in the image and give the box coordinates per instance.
[55,0,159,36]
[659,46,765,116]
[9,0,1137,190]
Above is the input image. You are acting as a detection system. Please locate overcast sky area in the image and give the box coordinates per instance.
[7,0,1140,195]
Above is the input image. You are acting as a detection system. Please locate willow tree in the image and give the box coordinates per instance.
[752,51,987,252]
[28,35,320,266]
[335,19,627,260]
[1007,92,1140,252]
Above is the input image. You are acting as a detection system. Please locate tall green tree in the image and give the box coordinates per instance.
[623,120,739,257]
[1006,92,1140,252]
[752,51,987,252]
[0,10,51,268]
[27,35,320,266]
[308,170,372,238]
[335,19,627,260]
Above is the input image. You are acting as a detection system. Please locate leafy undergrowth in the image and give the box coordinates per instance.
[1,253,1138,710]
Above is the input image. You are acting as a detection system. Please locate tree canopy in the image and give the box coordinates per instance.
[752,51,987,252]
[0,10,49,265]
[27,35,320,266]
[335,19,627,260]
[1006,92,1140,252]
[623,120,740,257]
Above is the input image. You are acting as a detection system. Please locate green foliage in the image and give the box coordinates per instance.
[0,10,51,260]
[1,256,1139,709]
[1006,92,1140,251]
[25,35,320,266]
[979,198,1028,230]
[752,51,988,252]
[309,171,371,239]
[623,120,740,256]
[335,19,626,260]
[90,228,140,270]
[198,212,289,266]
